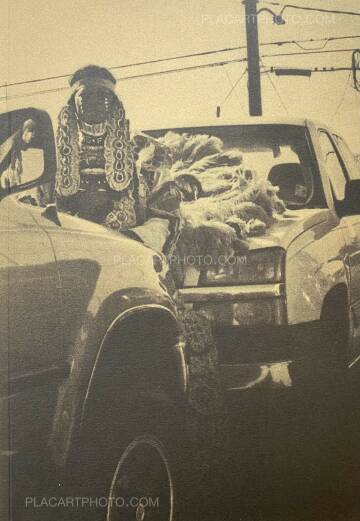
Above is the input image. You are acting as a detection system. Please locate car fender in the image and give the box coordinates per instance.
[48,287,183,468]
[286,215,348,325]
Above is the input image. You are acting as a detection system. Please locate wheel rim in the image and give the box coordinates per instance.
[107,435,174,521]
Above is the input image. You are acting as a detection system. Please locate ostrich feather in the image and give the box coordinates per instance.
[187,149,244,173]
[135,131,287,281]
[158,132,223,167]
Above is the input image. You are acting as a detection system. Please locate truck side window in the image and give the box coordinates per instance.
[333,135,360,181]
[318,131,347,202]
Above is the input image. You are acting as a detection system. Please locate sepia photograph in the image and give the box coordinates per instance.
[1,1,360,520]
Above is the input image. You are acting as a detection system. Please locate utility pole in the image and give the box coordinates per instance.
[244,0,262,116]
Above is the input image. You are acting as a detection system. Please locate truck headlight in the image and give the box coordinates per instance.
[203,247,286,286]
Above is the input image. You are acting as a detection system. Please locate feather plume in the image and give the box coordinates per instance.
[187,149,243,173]
[158,131,223,166]
[136,131,287,286]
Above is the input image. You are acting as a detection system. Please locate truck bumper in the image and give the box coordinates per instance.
[178,284,337,394]
[218,356,337,393]
[219,359,293,391]
[177,283,287,327]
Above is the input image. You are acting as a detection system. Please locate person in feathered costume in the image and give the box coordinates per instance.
[136,130,286,286]
[55,66,190,255]
[55,65,143,231]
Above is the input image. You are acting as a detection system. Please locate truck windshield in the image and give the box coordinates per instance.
[149,124,323,209]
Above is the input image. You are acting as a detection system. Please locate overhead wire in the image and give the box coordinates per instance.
[0,58,249,102]
[260,60,289,114]
[221,68,248,107]
[0,35,359,91]
[2,44,360,103]
[272,34,360,47]
[261,47,360,59]
[266,66,356,73]
[293,39,330,51]
[259,1,360,17]
[332,71,353,121]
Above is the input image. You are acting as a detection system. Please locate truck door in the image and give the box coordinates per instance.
[318,130,360,364]
[333,134,360,363]
[0,196,65,466]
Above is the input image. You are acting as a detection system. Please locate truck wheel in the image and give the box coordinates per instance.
[322,298,349,362]
[74,399,205,521]
[304,296,352,517]
[106,434,174,521]
[320,294,349,400]
[308,294,350,442]
[71,311,225,521]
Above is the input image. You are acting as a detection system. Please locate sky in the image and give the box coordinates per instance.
[1,0,360,151]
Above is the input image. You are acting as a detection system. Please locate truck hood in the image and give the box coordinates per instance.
[57,208,161,261]
[12,196,159,265]
[247,208,330,251]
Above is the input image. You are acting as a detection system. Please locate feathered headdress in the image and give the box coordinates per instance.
[56,66,136,197]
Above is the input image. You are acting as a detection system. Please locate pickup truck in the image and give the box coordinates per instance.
[148,120,360,517]
[2,110,360,521]
[148,120,360,393]
[0,109,190,521]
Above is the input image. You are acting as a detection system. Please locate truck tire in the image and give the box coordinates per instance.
[105,409,180,521]
[106,435,173,521]
[71,396,213,521]
[296,295,352,519]
[319,292,349,415]
[68,311,226,521]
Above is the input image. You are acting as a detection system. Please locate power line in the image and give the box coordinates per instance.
[261,61,289,114]
[267,34,360,47]
[266,73,289,114]
[332,71,353,121]
[0,85,68,101]
[261,47,360,59]
[261,1,360,17]
[1,34,359,91]
[1,64,357,103]
[293,39,331,51]
[117,57,248,80]
[224,68,244,109]
[221,68,248,107]
[1,49,359,103]
[267,66,357,74]
[0,58,249,102]
[0,48,246,90]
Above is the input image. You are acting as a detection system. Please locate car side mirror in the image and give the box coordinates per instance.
[0,108,56,199]
[340,179,360,216]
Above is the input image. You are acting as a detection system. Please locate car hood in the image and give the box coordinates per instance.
[57,208,160,258]
[247,208,330,251]
[11,195,159,266]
